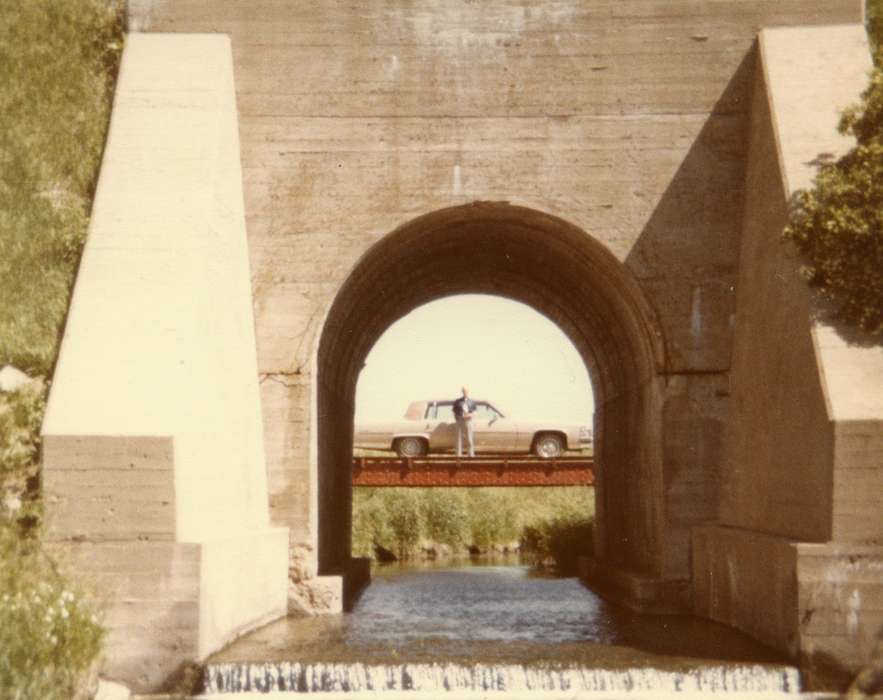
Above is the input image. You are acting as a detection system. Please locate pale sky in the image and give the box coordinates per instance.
[355,295,594,424]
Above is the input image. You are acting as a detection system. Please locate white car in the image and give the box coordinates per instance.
[354,399,588,459]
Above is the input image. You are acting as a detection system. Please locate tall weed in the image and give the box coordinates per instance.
[0,527,104,700]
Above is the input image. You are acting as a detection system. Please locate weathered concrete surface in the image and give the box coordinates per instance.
[798,544,883,680]
[288,576,342,617]
[695,24,883,675]
[42,0,880,681]
[127,0,862,601]
[42,35,289,691]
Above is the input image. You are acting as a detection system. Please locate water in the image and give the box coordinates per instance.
[204,561,799,695]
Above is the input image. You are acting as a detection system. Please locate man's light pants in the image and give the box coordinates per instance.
[456,416,474,457]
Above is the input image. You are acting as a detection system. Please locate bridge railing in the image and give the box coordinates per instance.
[352,455,594,487]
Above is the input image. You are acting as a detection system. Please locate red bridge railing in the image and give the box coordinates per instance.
[352,455,594,487]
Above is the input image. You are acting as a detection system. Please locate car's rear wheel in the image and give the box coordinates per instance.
[533,433,564,459]
[395,437,428,458]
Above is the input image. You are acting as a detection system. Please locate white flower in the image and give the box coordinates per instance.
[3,494,22,513]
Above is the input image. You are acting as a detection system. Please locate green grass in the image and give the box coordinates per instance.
[0,2,123,694]
[0,0,124,376]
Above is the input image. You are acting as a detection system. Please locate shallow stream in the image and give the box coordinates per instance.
[205,559,799,695]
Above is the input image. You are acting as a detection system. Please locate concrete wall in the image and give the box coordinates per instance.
[694,24,883,674]
[42,34,289,691]
[127,0,862,598]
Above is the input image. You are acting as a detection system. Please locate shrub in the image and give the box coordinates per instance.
[522,515,595,576]
[465,490,520,547]
[379,489,423,559]
[351,490,395,559]
[0,382,46,478]
[1,382,47,532]
[420,489,468,547]
[783,32,883,335]
[0,527,104,700]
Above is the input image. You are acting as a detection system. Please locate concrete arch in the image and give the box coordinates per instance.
[316,202,667,581]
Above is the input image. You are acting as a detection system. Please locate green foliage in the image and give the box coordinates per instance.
[0,0,124,374]
[0,526,104,700]
[352,486,595,570]
[522,516,594,576]
[420,489,469,547]
[520,488,595,574]
[351,490,394,559]
[465,490,520,547]
[0,382,47,483]
[380,490,423,559]
[783,19,883,336]
[0,384,102,698]
[869,0,883,58]
[0,4,122,692]
[352,489,422,559]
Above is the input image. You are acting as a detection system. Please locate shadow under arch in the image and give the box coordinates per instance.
[316,202,668,585]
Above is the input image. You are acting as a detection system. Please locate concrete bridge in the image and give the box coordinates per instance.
[40,0,882,691]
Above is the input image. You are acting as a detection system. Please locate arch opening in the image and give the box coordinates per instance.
[316,203,665,584]
[354,294,594,429]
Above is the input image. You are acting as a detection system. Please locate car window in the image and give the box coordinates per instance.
[474,402,503,419]
[433,401,454,420]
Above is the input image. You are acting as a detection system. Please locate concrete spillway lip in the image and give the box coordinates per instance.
[132,692,844,699]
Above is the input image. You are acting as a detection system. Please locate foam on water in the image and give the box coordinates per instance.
[202,662,801,695]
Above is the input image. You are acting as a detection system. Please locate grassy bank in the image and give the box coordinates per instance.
[0,0,123,376]
[353,486,595,574]
[0,2,124,696]
[1,0,124,513]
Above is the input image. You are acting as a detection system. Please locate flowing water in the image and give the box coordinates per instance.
[204,559,800,696]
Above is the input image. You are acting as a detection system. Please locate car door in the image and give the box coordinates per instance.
[472,402,519,451]
[426,401,457,451]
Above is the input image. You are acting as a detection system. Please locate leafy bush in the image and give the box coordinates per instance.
[465,490,520,547]
[351,490,395,559]
[0,0,124,374]
[783,19,883,335]
[0,383,46,479]
[522,515,595,576]
[420,489,469,547]
[380,490,423,559]
[0,527,104,700]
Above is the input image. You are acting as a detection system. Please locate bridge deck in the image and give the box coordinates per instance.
[352,455,594,487]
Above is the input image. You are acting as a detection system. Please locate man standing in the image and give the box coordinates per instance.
[453,387,476,458]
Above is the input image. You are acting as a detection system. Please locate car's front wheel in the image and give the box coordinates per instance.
[395,437,428,458]
[533,433,564,459]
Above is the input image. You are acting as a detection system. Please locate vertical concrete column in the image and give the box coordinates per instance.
[694,24,883,675]
[42,34,289,691]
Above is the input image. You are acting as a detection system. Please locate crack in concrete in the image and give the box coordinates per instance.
[260,371,304,388]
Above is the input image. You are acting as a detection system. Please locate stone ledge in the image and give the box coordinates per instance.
[578,555,691,615]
